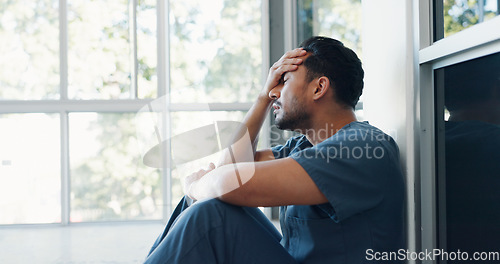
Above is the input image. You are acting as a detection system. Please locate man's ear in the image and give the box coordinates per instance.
[311,76,330,101]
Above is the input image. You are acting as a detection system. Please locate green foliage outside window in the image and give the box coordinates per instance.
[443,0,498,37]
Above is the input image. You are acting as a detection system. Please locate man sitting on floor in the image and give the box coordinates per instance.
[144,36,405,264]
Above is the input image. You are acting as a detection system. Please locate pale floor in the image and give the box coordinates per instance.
[0,220,281,264]
[0,222,164,264]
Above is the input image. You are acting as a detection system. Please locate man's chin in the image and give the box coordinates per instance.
[275,119,293,131]
[274,120,285,130]
[275,118,308,133]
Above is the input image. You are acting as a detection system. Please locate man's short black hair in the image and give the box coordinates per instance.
[299,36,364,109]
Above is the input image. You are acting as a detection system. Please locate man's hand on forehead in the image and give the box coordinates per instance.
[262,48,307,99]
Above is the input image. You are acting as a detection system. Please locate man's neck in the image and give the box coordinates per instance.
[304,109,357,145]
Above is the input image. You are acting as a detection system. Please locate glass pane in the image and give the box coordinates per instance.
[297,0,362,58]
[169,111,246,208]
[436,0,499,40]
[137,0,158,99]
[0,0,59,99]
[69,113,161,222]
[0,114,60,224]
[169,0,262,103]
[296,0,364,121]
[436,53,500,254]
[68,0,132,99]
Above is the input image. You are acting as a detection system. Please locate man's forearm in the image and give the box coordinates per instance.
[216,48,305,167]
[188,162,256,201]
[216,95,273,166]
[243,94,274,147]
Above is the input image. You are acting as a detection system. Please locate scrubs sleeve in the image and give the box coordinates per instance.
[290,138,389,222]
[271,135,308,160]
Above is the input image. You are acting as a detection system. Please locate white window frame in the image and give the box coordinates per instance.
[418,1,500,262]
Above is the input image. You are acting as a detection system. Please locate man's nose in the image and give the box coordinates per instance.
[269,86,282,100]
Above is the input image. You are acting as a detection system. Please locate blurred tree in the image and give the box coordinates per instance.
[64,0,160,221]
[71,113,162,221]
[443,0,497,37]
[202,0,262,102]
[297,0,362,57]
[137,0,158,98]
[67,0,157,99]
[1,0,262,222]
[0,0,59,99]
[67,0,131,99]
[169,0,262,103]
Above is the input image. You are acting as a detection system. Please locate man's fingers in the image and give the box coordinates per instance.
[280,58,303,66]
[286,58,303,66]
[276,64,299,75]
[262,48,307,95]
[196,163,216,177]
[280,48,307,61]
[196,169,208,178]
[272,55,303,70]
[271,59,302,74]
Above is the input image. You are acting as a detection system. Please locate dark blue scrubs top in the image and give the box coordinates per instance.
[272,121,405,263]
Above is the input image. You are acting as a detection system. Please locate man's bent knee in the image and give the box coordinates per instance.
[182,198,237,221]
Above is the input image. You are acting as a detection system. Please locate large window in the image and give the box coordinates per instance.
[0,0,262,225]
[434,53,500,259]
[1,0,364,225]
[419,0,500,261]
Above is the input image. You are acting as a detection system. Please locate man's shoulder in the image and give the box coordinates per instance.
[307,121,401,165]
[271,134,312,159]
[323,121,396,146]
[282,134,312,149]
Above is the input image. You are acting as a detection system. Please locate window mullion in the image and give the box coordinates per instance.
[283,0,297,50]
[60,111,70,225]
[130,0,139,99]
[59,0,68,100]
[157,0,170,98]
[157,0,172,221]
[59,0,70,225]
[260,0,271,150]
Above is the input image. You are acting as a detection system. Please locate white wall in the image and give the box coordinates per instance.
[361,0,420,260]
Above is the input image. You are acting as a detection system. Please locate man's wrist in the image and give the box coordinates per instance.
[257,93,273,105]
[186,180,197,200]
